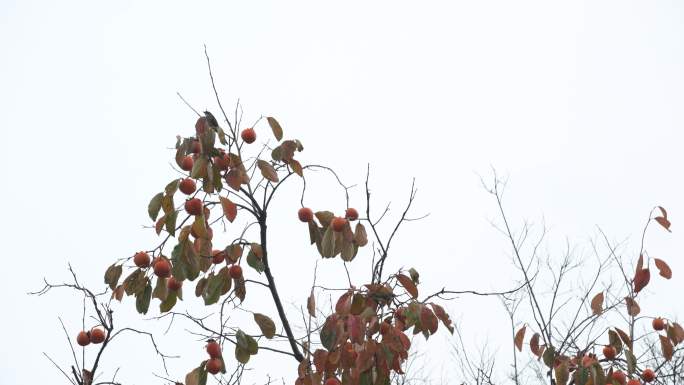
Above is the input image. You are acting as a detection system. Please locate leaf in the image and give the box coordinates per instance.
[530,333,541,357]
[396,274,418,299]
[654,258,672,279]
[307,292,316,318]
[165,210,178,237]
[655,216,672,232]
[408,268,420,284]
[658,205,668,218]
[267,117,283,141]
[419,306,438,336]
[185,365,208,385]
[335,291,353,315]
[234,276,246,303]
[195,277,207,297]
[165,178,179,196]
[636,253,644,274]
[235,346,250,364]
[155,215,165,235]
[672,322,684,345]
[152,276,168,301]
[314,211,335,227]
[246,247,265,274]
[430,303,454,334]
[104,263,122,290]
[624,297,641,316]
[608,329,622,354]
[542,346,555,368]
[555,360,569,385]
[253,313,276,339]
[290,159,303,177]
[590,292,604,315]
[320,316,338,351]
[123,269,146,296]
[202,273,224,306]
[321,225,336,258]
[219,196,238,223]
[620,349,635,375]
[136,281,152,314]
[160,290,177,312]
[660,334,674,361]
[633,267,651,293]
[514,325,526,352]
[257,160,279,183]
[161,193,174,215]
[148,192,164,221]
[354,223,368,247]
[615,327,632,350]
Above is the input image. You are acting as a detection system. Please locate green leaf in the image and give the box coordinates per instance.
[321,225,336,258]
[542,346,555,368]
[253,313,276,339]
[165,179,179,196]
[320,318,337,351]
[267,117,283,141]
[191,156,208,179]
[161,194,174,215]
[626,349,636,374]
[235,346,250,364]
[123,269,146,296]
[236,329,250,350]
[136,281,152,314]
[202,273,224,305]
[104,263,122,290]
[148,192,164,221]
[246,334,258,355]
[246,248,265,274]
[152,277,168,301]
[160,290,177,312]
[165,210,178,236]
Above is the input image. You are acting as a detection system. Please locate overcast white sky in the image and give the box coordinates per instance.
[1,1,683,384]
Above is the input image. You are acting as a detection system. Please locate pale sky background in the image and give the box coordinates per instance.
[1,1,683,384]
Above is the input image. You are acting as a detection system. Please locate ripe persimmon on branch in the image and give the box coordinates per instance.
[36,49,533,385]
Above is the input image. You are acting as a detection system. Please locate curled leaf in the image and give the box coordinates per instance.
[655,216,671,232]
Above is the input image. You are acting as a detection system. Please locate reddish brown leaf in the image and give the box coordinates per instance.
[654,258,672,279]
[636,254,644,275]
[430,303,454,334]
[267,116,283,141]
[219,196,238,222]
[624,297,641,317]
[672,322,684,345]
[335,291,352,315]
[655,216,672,232]
[224,169,242,191]
[307,292,316,318]
[590,292,604,315]
[290,159,303,177]
[530,333,541,357]
[396,274,418,299]
[615,327,633,350]
[633,268,650,293]
[660,334,674,361]
[658,206,668,218]
[419,306,438,335]
[514,325,526,352]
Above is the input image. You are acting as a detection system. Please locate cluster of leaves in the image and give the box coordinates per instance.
[296,270,453,385]
[514,206,679,385]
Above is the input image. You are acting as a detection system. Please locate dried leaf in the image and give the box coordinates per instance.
[590,292,604,315]
[396,274,418,299]
[633,268,650,293]
[290,159,303,177]
[354,223,368,246]
[430,303,454,334]
[253,313,276,339]
[148,192,164,221]
[307,292,316,318]
[267,117,283,141]
[219,196,238,223]
[654,258,672,279]
[624,297,641,317]
[530,333,541,357]
[257,160,279,183]
[660,334,674,361]
[615,327,632,350]
[514,325,526,352]
[655,216,672,232]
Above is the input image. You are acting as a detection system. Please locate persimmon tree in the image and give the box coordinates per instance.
[449,175,682,385]
[34,51,514,385]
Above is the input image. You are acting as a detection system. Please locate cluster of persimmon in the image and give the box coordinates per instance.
[298,207,359,231]
[204,340,224,375]
[75,327,106,347]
